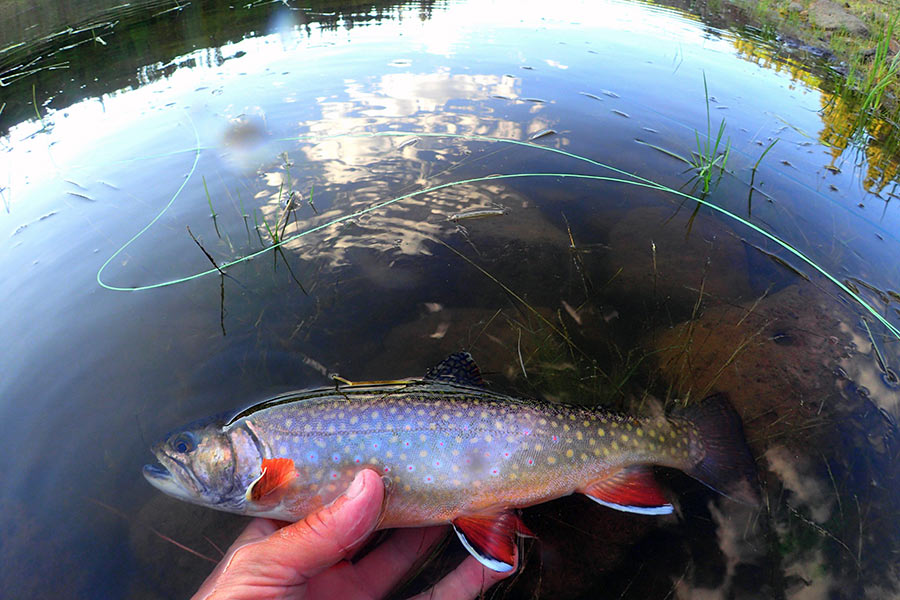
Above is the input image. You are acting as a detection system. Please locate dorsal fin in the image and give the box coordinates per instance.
[424,352,485,387]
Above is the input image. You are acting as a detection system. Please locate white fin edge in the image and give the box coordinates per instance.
[243,468,266,502]
[586,495,674,515]
[451,524,515,572]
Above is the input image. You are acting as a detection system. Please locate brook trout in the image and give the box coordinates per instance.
[144,352,759,571]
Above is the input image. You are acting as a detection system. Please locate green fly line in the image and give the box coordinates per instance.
[95,127,900,341]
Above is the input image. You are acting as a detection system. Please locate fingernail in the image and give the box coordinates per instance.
[345,471,366,499]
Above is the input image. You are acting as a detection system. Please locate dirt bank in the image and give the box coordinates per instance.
[665,0,899,115]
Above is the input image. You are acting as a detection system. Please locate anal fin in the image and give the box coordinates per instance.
[452,511,531,572]
[579,465,673,515]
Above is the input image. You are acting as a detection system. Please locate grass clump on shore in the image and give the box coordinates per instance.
[844,16,899,119]
[728,0,900,112]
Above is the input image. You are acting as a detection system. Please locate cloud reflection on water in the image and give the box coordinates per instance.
[239,70,558,270]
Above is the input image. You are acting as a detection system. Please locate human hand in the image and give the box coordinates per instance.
[192,468,516,600]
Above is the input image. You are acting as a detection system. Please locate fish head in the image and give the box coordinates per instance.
[143,412,260,513]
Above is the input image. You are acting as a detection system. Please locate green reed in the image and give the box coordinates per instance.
[637,73,731,195]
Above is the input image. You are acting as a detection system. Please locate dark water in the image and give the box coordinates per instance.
[1,0,899,598]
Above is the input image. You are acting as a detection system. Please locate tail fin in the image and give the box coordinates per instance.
[676,393,761,506]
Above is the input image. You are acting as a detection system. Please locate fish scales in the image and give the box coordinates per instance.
[145,352,758,573]
[234,382,696,526]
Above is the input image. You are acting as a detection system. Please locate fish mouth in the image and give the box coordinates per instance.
[143,463,171,480]
[143,454,201,502]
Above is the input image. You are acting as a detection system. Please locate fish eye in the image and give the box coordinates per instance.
[172,432,197,454]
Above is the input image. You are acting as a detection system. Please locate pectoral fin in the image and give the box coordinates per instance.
[246,458,297,503]
[579,465,673,515]
[451,511,531,572]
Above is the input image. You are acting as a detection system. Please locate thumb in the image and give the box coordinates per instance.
[249,468,385,582]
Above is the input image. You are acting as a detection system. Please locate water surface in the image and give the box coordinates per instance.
[1,0,898,597]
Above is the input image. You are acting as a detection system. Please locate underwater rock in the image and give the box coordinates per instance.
[652,283,850,449]
[651,281,900,597]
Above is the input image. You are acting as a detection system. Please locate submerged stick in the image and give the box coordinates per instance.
[32,84,44,127]
[186,226,226,276]
[862,318,888,373]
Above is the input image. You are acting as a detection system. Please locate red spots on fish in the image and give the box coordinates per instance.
[523,429,531,435]
[439,441,444,446]
[373,443,379,449]
[527,459,533,465]
[426,476,433,482]
[331,472,338,479]
[552,435,558,442]
[248,458,297,502]
[504,452,509,458]
[484,452,491,458]
[491,469,498,475]
[332,454,340,462]
[405,441,410,447]
[408,465,414,471]
[435,461,441,467]
[355,458,361,463]
[383,466,390,473]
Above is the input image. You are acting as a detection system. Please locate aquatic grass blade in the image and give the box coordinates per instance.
[634,139,692,165]
[202,176,217,218]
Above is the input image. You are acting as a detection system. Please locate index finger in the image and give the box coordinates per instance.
[311,525,449,598]
[407,552,516,600]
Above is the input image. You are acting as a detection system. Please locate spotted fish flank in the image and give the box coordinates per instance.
[144,352,760,572]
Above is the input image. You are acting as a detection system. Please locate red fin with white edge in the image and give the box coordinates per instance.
[579,466,673,515]
[246,458,297,502]
[451,512,531,572]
